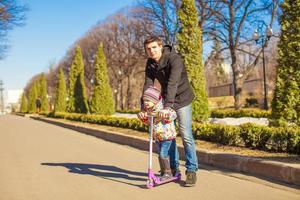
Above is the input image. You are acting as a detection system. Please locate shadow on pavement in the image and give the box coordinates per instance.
[41,162,148,188]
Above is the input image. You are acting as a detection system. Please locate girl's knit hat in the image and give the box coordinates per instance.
[143,86,161,104]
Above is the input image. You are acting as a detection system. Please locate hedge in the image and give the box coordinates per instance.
[46,112,300,154]
[117,108,271,119]
[210,108,271,118]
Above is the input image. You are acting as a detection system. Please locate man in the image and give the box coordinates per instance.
[140,36,198,186]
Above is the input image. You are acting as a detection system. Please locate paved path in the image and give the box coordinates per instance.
[0,115,299,200]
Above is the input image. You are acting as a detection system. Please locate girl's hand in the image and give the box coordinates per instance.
[137,111,148,121]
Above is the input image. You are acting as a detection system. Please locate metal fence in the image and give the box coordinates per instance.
[208,79,262,97]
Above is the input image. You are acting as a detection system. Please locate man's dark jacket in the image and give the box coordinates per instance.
[143,45,195,110]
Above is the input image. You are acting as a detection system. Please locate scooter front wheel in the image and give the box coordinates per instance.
[146,179,154,189]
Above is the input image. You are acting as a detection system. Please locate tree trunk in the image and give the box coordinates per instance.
[231,53,243,110]
[126,74,133,109]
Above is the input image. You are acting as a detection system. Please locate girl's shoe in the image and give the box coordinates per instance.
[160,172,173,181]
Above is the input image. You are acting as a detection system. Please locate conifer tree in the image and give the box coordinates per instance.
[90,43,115,115]
[39,73,48,112]
[74,69,89,113]
[68,46,89,113]
[54,68,67,112]
[176,0,209,121]
[28,82,38,113]
[271,0,300,126]
[211,39,227,85]
[20,93,28,113]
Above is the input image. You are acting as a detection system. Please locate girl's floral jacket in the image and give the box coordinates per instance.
[138,99,177,141]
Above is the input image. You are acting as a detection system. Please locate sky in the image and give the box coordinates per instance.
[0,0,135,90]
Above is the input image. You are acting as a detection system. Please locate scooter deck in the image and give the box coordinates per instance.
[146,173,181,188]
[155,175,181,185]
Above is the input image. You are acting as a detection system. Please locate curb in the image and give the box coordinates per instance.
[30,116,300,186]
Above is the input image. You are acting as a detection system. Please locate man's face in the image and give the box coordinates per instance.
[145,41,163,62]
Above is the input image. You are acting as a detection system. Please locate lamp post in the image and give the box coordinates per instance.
[118,70,123,110]
[90,78,94,101]
[253,24,273,110]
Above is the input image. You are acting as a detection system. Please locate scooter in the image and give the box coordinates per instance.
[146,114,181,189]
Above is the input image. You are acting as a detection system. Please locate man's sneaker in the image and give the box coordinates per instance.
[185,171,197,187]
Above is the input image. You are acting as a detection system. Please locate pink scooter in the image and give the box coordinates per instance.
[146,114,181,189]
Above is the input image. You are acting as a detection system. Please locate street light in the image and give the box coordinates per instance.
[117,69,123,110]
[90,79,94,101]
[253,24,273,110]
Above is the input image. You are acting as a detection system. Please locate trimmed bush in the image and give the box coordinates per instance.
[46,112,300,154]
[211,108,271,118]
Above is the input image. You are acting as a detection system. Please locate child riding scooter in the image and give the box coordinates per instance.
[137,86,181,188]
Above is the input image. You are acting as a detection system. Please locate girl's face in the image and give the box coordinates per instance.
[143,99,155,109]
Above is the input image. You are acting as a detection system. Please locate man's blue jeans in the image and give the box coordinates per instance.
[173,103,198,172]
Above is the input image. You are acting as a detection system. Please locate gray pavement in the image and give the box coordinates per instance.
[0,114,299,200]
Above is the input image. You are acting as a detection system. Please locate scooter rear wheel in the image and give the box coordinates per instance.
[146,179,154,189]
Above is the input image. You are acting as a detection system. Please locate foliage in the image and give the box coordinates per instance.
[47,112,300,154]
[90,43,115,115]
[271,0,300,126]
[211,108,271,118]
[68,47,89,113]
[176,0,209,121]
[116,109,140,114]
[239,123,272,148]
[20,93,28,113]
[38,74,48,112]
[54,68,67,112]
[27,82,38,113]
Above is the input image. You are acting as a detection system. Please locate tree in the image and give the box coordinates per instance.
[205,37,228,87]
[271,0,300,126]
[90,43,115,115]
[38,73,48,112]
[27,82,38,113]
[68,46,89,113]
[100,11,147,109]
[177,0,209,121]
[54,68,67,112]
[0,0,28,59]
[134,0,180,45]
[206,0,280,109]
[20,93,28,113]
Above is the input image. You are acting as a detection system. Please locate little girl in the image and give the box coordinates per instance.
[137,86,179,181]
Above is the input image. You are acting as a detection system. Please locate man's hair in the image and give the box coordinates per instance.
[143,36,163,51]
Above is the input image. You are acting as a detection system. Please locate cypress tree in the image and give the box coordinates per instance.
[74,69,89,113]
[54,68,67,112]
[271,0,300,126]
[28,82,38,113]
[176,0,209,121]
[20,93,28,113]
[90,43,115,115]
[39,73,48,112]
[68,46,89,113]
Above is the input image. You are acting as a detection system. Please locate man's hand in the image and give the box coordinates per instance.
[158,110,170,119]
